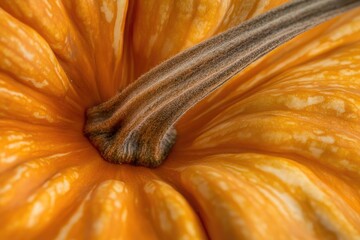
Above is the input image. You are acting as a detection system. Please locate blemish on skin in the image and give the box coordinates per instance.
[0,184,12,195]
[144,182,156,194]
[6,141,30,150]
[7,134,24,141]
[6,19,17,28]
[206,171,222,178]
[12,166,30,182]
[166,201,181,221]
[33,112,54,122]
[185,221,196,236]
[233,194,245,205]
[100,1,114,23]
[18,43,35,61]
[313,130,324,135]
[93,218,105,234]
[158,210,171,231]
[189,173,212,199]
[112,182,124,193]
[55,179,70,193]
[324,99,345,115]
[108,191,117,199]
[0,155,17,164]
[293,133,308,144]
[309,146,324,158]
[257,165,324,201]
[329,23,359,41]
[339,69,357,76]
[277,192,304,220]
[285,96,324,110]
[331,146,339,153]
[318,136,335,144]
[114,200,121,208]
[0,88,24,101]
[260,187,305,222]
[312,207,344,239]
[29,169,79,204]
[338,159,359,171]
[218,181,230,191]
[335,134,356,143]
[21,77,49,89]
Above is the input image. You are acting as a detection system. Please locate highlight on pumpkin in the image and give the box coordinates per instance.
[1,0,360,239]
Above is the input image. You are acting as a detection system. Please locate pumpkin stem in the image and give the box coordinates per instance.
[84,0,360,167]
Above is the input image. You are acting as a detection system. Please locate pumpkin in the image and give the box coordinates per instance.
[1,0,360,239]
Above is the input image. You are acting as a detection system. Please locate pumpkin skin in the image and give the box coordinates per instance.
[1,0,360,239]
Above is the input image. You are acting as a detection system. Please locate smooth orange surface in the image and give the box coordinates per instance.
[1,0,360,239]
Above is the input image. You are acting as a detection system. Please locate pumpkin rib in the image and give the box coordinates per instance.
[233,43,360,105]
[0,121,89,174]
[0,167,79,239]
[205,91,360,133]
[192,111,358,165]
[179,164,301,239]
[162,154,316,238]
[36,180,102,240]
[0,75,83,125]
[0,146,90,176]
[0,150,91,212]
[0,119,86,137]
[174,146,360,188]
[185,154,360,238]
[223,163,327,237]
[191,110,360,145]
[52,180,135,240]
[252,158,359,237]
[52,185,97,240]
[139,179,207,240]
[0,119,85,132]
[0,18,69,98]
[130,167,213,239]
[0,0,102,104]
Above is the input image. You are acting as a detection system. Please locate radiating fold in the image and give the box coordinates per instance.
[0,9,70,97]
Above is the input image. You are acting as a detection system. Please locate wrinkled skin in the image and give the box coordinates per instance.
[1,0,360,239]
